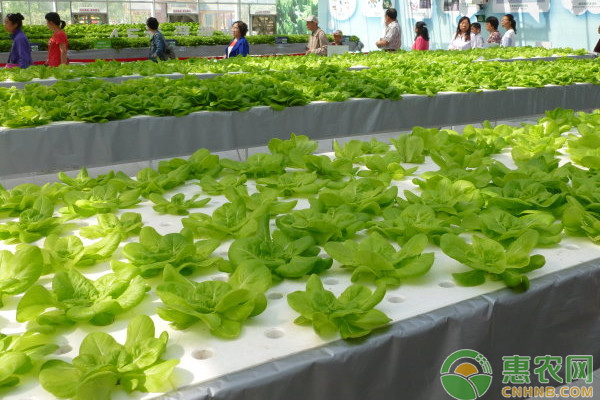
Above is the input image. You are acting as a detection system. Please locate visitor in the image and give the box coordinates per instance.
[471,22,484,48]
[4,13,32,68]
[305,15,328,55]
[146,17,167,62]
[485,16,501,45]
[226,21,250,58]
[412,21,429,51]
[448,16,471,50]
[45,12,68,66]
[594,24,600,53]
[375,8,401,52]
[332,30,343,46]
[501,14,517,47]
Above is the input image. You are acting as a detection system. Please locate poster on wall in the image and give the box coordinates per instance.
[363,0,385,17]
[491,0,551,21]
[330,0,357,19]
[409,0,432,19]
[443,0,479,16]
[561,0,600,15]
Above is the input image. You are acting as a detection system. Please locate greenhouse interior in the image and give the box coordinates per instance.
[0,0,599,399]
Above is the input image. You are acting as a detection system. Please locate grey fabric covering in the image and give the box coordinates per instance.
[156,259,600,400]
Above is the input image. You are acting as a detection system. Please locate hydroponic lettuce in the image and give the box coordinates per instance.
[367,204,460,245]
[324,233,434,287]
[156,263,270,337]
[269,134,319,168]
[0,46,590,84]
[256,171,329,198]
[17,265,149,326]
[440,230,546,291]
[41,233,122,271]
[1,109,600,399]
[333,138,389,162]
[404,175,484,221]
[197,174,247,196]
[60,183,141,218]
[149,193,210,215]
[0,331,58,389]
[0,196,71,243]
[120,226,224,277]
[313,178,398,215]
[287,274,391,339]
[566,122,600,169]
[79,212,143,240]
[276,202,371,245]
[357,153,418,184]
[460,208,563,246]
[227,215,333,282]
[38,315,178,399]
[562,196,600,243]
[0,245,43,307]
[0,183,61,217]
[0,55,599,128]
[182,187,296,240]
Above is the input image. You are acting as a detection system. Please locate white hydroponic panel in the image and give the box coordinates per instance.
[1,132,598,400]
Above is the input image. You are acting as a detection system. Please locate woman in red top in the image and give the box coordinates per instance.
[45,12,68,66]
[412,21,429,51]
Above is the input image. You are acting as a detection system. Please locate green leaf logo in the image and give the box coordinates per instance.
[440,349,493,400]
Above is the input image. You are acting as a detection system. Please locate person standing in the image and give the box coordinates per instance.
[594,24,600,53]
[146,17,167,62]
[501,14,517,47]
[376,8,401,51]
[226,21,250,58]
[305,15,328,55]
[4,13,32,68]
[332,30,343,46]
[448,16,471,50]
[45,12,68,66]
[485,16,502,45]
[412,21,429,51]
[471,22,484,48]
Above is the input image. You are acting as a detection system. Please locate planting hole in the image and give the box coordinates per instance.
[439,281,455,288]
[265,328,284,339]
[388,296,406,304]
[55,345,72,355]
[192,349,213,360]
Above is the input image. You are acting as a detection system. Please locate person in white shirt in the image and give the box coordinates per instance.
[375,8,401,51]
[501,14,517,47]
[470,22,484,48]
[448,16,472,50]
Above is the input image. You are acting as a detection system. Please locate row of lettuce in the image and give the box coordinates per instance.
[0,23,360,52]
[0,53,599,129]
[0,47,592,83]
[1,107,600,398]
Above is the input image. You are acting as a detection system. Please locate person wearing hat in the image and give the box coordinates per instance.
[332,29,343,46]
[375,8,401,51]
[305,15,328,55]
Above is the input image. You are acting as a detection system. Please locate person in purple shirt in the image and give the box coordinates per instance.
[4,13,32,68]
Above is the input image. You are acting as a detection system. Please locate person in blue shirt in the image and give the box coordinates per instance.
[225,21,250,58]
[4,13,32,68]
